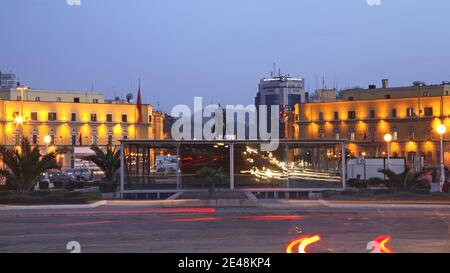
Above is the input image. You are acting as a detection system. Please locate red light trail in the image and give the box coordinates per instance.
[286,235,321,253]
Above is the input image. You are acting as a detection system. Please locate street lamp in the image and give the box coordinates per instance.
[43,135,51,154]
[436,124,447,190]
[14,115,24,125]
[384,133,393,170]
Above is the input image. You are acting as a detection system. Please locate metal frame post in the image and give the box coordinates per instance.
[341,142,346,189]
[120,141,125,198]
[230,143,234,190]
[176,143,181,190]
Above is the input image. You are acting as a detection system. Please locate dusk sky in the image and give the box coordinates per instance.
[1,0,450,111]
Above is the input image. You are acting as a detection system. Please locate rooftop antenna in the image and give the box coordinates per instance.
[278,68,281,77]
[315,75,318,91]
[333,73,337,89]
[322,74,326,89]
[273,63,276,77]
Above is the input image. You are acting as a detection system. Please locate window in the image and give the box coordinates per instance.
[348,97,354,101]
[91,135,98,145]
[369,126,376,142]
[71,135,77,146]
[384,94,391,99]
[108,135,113,145]
[35,97,40,101]
[424,107,433,117]
[106,114,113,122]
[350,132,356,141]
[333,112,339,121]
[16,96,21,101]
[74,97,80,103]
[71,113,77,122]
[48,112,57,121]
[148,115,152,123]
[334,128,340,140]
[423,92,430,97]
[121,114,128,123]
[318,112,324,121]
[32,135,38,145]
[50,135,55,145]
[406,107,414,117]
[393,131,398,141]
[391,109,397,118]
[31,112,38,121]
[369,110,376,119]
[90,113,97,122]
[57,97,62,102]
[426,126,433,140]
[348,111,356,120]
[13,111,20,118]
[408,126,416,140]
[318,127,325,138]
[14,134,20,145]
[93,98,99,103]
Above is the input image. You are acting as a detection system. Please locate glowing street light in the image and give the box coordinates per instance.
[384,133,393,170]
[43,135,52,154]
[14,115,24,125]
[43,135,51,145]
[436,124,447,191]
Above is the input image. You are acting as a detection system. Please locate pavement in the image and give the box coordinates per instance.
[3,198,450,211]
[1,200,450,253]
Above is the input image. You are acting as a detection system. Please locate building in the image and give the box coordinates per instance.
[310,88,337,102]
[294,80,450,168]
[255,75,307,111]
[0,72,17,89]
[255,74,307,138]
[0,87,104,103]
[340,79,450,101]
[0,85,163,170]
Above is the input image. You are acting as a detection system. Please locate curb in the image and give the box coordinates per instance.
[0,200,107,211]
[260,199,450,209]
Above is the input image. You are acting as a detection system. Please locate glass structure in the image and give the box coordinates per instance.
[120,140,346,197]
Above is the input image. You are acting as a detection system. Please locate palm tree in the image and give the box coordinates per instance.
[83,145,120,182]
[195,166,228,195]
[0,137,60,194]
[378,168,425,192]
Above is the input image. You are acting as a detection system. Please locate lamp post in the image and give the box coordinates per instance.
[436,124,447,191]
[42,135,52,186]
[384,133,393,170]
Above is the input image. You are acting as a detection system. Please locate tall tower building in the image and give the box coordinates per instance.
[255,74,307,138]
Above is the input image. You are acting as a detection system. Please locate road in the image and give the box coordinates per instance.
[0,203,449,253]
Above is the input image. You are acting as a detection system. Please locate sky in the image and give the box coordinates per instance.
[1,0,450,111]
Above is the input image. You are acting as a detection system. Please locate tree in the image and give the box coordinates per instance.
[83,145,120,182]
[378,168,427,192]
[195,166,228,195]
[0,138,60,194]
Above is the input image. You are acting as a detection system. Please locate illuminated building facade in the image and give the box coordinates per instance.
[0,86,163,170]
[294,81,450,167]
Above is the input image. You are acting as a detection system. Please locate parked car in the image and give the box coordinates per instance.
[48,172,71,183]
[66,169,94,182]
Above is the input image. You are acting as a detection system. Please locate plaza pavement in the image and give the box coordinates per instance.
[0,200,450,253]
